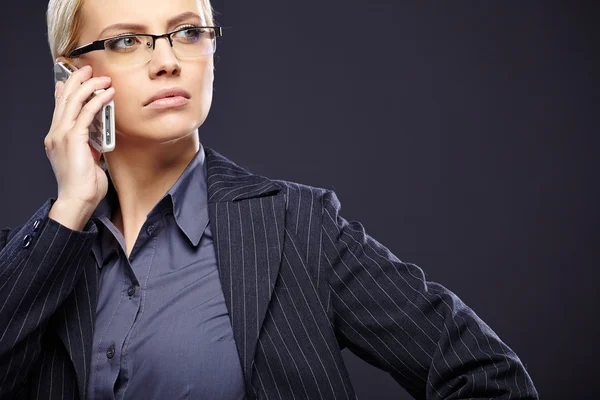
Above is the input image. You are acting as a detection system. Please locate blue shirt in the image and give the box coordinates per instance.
[86,145,245,399]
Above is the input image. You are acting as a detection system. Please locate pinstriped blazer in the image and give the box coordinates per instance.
[0,146,538,399]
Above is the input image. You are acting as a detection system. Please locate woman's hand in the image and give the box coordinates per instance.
[45,64,115,229]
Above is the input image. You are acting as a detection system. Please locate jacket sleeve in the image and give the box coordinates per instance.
[320,190,538,399]
[0,198,98,398]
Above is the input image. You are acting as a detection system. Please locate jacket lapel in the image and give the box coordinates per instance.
[205,147,286,394]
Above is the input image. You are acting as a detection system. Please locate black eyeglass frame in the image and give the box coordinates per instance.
[68,26,223,58]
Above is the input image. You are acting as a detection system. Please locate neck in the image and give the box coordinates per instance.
[103,132,200,243]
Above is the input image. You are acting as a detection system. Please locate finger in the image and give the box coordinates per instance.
[61,76,112,125]
[46,80,66,152]
[54,80,62,99]
[54,65,93,120]
[52,81,66,119]
[71,87,115,136]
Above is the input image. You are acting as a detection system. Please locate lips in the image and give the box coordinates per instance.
[144,87,191,106]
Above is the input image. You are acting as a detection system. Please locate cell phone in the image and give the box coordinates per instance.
[53,62,115,153]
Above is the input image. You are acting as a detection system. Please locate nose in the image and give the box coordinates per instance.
[148,36,181,78]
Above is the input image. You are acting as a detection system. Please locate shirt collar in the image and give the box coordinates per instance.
[167,144,209,246]
[92,144,209,247]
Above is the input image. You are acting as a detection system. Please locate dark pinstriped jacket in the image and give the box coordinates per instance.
[0,147,538,399]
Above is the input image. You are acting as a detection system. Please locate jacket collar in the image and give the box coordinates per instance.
[205,146,282,203]
[168,144,208,246]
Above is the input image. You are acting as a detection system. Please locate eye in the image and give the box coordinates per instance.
[106,35,143,51]
[173,27,203,43]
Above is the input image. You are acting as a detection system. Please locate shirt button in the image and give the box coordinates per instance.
[127,285,136,297]
[22,234,32,248]
[32,219,42,231]
[146,225,155,235]
[106,345,115,359]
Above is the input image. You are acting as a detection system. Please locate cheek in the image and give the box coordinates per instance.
[192,62,214,97]
[111,78,141,119]
[111,78,136,106]
[109,78,141,131]
[189,62,215,116]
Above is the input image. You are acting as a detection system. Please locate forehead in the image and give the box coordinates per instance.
[81,0,205,37]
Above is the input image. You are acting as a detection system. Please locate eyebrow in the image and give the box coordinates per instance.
[97,11,203,38]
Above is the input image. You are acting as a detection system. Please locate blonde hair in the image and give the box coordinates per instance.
[46,0,216,61]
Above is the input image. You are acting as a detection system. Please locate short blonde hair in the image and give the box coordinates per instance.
[46,0,216,61]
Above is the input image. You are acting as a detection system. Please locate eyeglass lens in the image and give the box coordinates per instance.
[103,28,217,65]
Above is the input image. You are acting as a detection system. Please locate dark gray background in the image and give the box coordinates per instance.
[1,2,598,399]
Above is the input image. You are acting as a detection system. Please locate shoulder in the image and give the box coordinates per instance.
[268,178,346,240]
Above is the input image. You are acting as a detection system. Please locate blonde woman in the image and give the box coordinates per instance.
[0,0,538,398]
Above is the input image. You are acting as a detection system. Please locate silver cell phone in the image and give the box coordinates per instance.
[53,62,115,153]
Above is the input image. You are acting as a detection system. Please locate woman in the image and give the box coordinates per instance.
[0,0,538,398]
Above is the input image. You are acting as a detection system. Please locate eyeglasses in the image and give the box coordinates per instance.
[68,26,222,66]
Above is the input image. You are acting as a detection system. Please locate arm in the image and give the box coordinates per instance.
[321,190,538,399]
[0,198,98,397]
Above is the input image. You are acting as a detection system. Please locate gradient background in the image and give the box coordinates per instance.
[1,2,598,399]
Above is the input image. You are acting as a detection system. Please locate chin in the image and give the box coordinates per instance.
[118,112,207,142]
[114,122,198,144]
